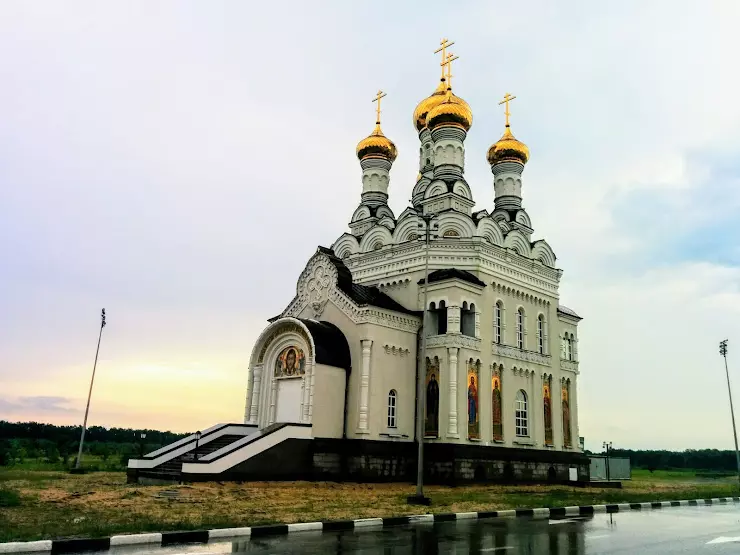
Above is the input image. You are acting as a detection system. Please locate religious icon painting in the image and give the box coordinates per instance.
[562,381,572,447]
[424,356,440,438]
[492,368,503,441]
[274,346,306,378]
[543,376,553,446]
[467,359,480,440]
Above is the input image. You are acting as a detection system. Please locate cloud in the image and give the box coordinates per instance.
[0,396,77,415]
[0,1,739,447]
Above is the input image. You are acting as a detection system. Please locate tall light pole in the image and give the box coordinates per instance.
[408,214,437,506]
[719,339,740,487]
[602,441,612,482]
[75,309,106,470]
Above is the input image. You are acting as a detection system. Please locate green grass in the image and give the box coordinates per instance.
[1,468,739,543]
[0,488,21,508]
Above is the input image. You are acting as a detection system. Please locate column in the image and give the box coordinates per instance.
[474,311,481,338]
[248,364,263,424]
[447,347,459,437]
[357,340,373,433]
[268,374,278,425]
[301,362,311,422]
[448,306,461,334]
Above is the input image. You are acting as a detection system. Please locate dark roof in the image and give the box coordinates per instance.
[418,268,486,288]
[557,305,582,320]
[318,247,418,316]
[298,319,351,371]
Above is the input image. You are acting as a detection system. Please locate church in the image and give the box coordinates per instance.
[128,40,589,485]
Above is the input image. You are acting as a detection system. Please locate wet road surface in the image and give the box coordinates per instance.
[106,503,740,554]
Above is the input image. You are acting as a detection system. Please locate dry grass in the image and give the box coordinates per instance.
[1,470,737,542]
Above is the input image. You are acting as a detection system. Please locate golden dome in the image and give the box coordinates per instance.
[426,91,473,132]
[486,126,529,166]
[356,123,397,162]
[413,80,473,132]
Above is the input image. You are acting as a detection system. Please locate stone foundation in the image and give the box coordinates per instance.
[136,437,589,485]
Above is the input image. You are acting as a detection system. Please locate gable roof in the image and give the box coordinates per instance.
[317,247,418,315]
[418,268,486,288]
[557,305,582,320]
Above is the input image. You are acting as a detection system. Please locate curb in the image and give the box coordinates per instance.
[1,496,738,553]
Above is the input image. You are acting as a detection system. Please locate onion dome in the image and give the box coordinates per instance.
[426,91,473,132]
[486,125,529,165]
[356,123,397,162]
[414,80,473,132]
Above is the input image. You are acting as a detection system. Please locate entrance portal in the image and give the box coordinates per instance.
[276,378,302,423]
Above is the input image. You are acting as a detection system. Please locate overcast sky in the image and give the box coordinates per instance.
[1,1,739,452]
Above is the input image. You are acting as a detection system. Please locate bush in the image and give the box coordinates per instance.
[0,488,21,507]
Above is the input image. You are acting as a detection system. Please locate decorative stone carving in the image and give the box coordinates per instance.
[560,359,579,373]
[492,343,550,366]
[427,334,482,351]
[383,344,410,356]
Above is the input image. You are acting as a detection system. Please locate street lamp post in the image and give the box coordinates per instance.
[194,430,202,461]
[75,308,107,471]
[407,214,437,506]
[603,441,612,482]
[139,432,147,458]
[719,340,740,487]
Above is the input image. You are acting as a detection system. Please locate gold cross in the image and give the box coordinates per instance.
[443,52,459,90]
[434,38,455,78]
[498,92,517,127]
[372,90,386,124]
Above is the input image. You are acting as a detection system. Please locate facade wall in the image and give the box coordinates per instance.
[311,363,347,439]
[347,243,581,455]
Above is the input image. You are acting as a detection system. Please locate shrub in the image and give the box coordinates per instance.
[0,488,21,507]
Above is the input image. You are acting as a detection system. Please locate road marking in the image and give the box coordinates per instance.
[480,547,514,552]
[549,519,578,525]
[707,536,740,544]
[586,535,610,540]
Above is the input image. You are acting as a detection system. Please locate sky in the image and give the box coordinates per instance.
[1,1,740,451]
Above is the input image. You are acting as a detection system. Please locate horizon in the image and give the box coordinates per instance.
[2,2,740,451]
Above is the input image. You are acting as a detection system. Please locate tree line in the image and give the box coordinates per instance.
[589,447,740,473]
[0,420,189,469]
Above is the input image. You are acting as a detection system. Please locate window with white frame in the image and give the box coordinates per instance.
[515,389,529,436]
[387,389,397,428]
[494,302,503,344]
[537,314,545,354]
[516,308,524,349]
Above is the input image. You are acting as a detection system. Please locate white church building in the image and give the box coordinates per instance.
[128,42,588,485]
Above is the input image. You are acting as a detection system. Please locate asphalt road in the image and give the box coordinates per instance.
[109,504,740,554]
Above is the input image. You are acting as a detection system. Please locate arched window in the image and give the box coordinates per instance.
[515,390,529,437]
[387,390,397,428]
[437,300,447,335]
[442,229,460,237]
[537,315,545,354]
[516,308,525,349]
[372,241,383,251]
[494,302,503,344]
[566,333,573,361]
[461,301,475,337]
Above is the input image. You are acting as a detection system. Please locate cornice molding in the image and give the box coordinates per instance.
[427,334,482,352]
[348,239,560,296]
[492,342,551,367]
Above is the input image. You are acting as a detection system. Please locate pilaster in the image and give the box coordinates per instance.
[268,373,278,425]
[448,306,461,334]
[357,339,373,433]
[447,347,459,437]
[248,364,263,424]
